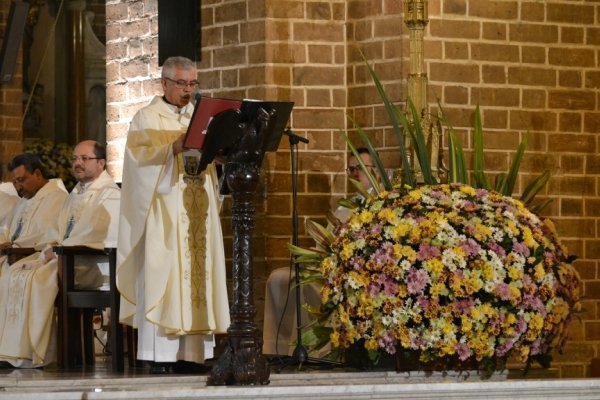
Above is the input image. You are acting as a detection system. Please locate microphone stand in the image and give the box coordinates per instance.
[275,128,340,372]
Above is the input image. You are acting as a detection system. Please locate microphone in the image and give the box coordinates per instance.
[191,91,202,105]
[284,128,309,144]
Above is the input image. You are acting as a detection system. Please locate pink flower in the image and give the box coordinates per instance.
[417,242,441,260]
[407,267,430,294]
[513,242,530,257]
[456,342,471,361]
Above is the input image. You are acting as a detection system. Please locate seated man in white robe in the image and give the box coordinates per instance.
[0,141,120,368]
[117,56,230,374]
[0,164,19,240]
[0,154,68,267]
[263,148,376,357]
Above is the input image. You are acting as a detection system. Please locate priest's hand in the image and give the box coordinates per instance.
[42,245,57,263]
[173,134,185,156]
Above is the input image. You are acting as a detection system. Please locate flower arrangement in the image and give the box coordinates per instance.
[290,55,581,374]
[317,183,581,372]
[24,138,76,191]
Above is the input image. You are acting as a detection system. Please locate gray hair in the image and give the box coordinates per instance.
[161,56,196,79]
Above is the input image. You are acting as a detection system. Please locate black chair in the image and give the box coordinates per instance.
[54,246,126,371]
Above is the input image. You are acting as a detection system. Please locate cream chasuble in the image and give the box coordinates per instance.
[117,96,230,362]
[0,179,67,367]
[0,173,120,367]
[0,179,67,269]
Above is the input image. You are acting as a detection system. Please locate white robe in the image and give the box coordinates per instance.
[0,182,19,240]
[0,179,67,368]
[117,96,230,363]
[0,173,120,367]
[262,205,352,356]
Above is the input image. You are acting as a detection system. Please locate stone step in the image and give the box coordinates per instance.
[1,371,600,399]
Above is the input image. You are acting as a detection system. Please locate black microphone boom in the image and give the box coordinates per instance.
[284,128,309,144]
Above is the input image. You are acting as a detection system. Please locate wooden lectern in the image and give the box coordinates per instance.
[189,99,293,385]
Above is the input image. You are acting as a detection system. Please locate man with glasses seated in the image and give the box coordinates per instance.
[117,56,230,374]
[262,148,377,358]
[0,154,68,261]
[0,141,120,368]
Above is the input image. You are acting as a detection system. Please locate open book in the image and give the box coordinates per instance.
[183,96,242,150]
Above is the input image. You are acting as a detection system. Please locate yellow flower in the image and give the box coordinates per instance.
[461,315,473,333]
[430,282,448,298]
[424,258,444,280]
[340,243,354,260]
[509,285,522,303]
[365,338,379,351]
[321,286,331,303]
[474,224,493,240]
[508,265,524,280]
[391,222,412,240]
[377,208,399,225]
[459,185,477,196]
[359,210,374,224]
[529,313,544,331]
[482,262,495,281]
[534,263,546,282]
[521,226,537,249]
[330,331,340,347]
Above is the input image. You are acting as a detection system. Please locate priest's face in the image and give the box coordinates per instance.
[72,141,105,184]
[161,67,198,107]
[11,165,45,199]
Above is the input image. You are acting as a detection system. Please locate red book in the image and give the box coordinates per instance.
[183,96,242,149]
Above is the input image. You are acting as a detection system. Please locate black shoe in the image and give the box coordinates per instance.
[149,362,172,374]
[171,360,210,374]
[0,361,14,369]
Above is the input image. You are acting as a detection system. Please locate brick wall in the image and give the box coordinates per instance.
[0,0,24,179]
[105,0,599,378]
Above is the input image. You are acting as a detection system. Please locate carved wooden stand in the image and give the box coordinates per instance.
[208,112,270,386]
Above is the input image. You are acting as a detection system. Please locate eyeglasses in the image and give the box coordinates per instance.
[346,165,373,174]
[164,77,199,89]
[71,155,101,162]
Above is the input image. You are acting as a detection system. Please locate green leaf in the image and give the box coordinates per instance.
[305,219,335,250]
[337,197,359,210]
[300,326,334,353]
[500,133,528,196]
[348,117,393,190]
[529,198,553,215]
[405,99,437,184]
[520,170,550,206]
[472,105,490,189]
[448,130,468,184]
[343,133,382,194]
[494,172,507,192]
[288,243,326,258]
[438,101,467,184]
[362,52,415,187]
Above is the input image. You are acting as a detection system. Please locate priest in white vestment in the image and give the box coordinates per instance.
[0,142,120,368]
[117,56,230,372]
[0,154,68,260]
[263,149,376,357]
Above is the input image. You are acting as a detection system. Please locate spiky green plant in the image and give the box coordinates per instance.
[350,55,551,211]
